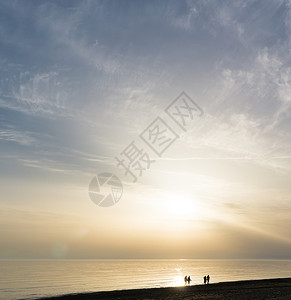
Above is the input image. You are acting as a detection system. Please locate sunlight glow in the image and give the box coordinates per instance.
[170,275,184,287]
[166,194,194,217]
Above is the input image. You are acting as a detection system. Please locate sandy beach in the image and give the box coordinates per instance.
[39,278,291,300]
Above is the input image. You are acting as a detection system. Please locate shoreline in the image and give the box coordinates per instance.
[38,278,291,299]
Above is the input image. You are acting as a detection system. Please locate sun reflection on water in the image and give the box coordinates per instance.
[170,275,184,286]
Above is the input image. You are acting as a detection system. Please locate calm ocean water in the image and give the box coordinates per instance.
[0,259,291,300]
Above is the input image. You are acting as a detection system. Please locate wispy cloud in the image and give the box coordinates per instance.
[0,127,35,145]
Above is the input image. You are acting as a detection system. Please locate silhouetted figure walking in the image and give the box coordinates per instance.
[184,275,188,285]
[207,274,210,284]
[187,276,191,285]
[203,275,207,284]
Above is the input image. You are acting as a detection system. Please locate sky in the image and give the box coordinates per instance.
[0,0,291,259]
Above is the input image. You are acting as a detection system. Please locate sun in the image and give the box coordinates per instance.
[165,194,195,218]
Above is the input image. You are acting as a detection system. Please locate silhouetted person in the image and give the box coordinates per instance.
[184,275,188,285]
[203,276,207,284]
[207,274,210,284]
[187,276,191,285]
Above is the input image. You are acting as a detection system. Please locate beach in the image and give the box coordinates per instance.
[39,278,291,300]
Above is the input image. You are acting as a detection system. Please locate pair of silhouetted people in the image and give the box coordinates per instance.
[184,275,191,285]
[203,275,210,284]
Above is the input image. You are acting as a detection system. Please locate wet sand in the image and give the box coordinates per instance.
[39,278,291,299]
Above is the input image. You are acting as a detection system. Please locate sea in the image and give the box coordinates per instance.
[0,259,291,300]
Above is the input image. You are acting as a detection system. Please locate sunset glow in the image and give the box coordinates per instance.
[0,0,291,261]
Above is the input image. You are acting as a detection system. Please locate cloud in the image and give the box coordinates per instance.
[0,127,35,145]
[18,159,74,175]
